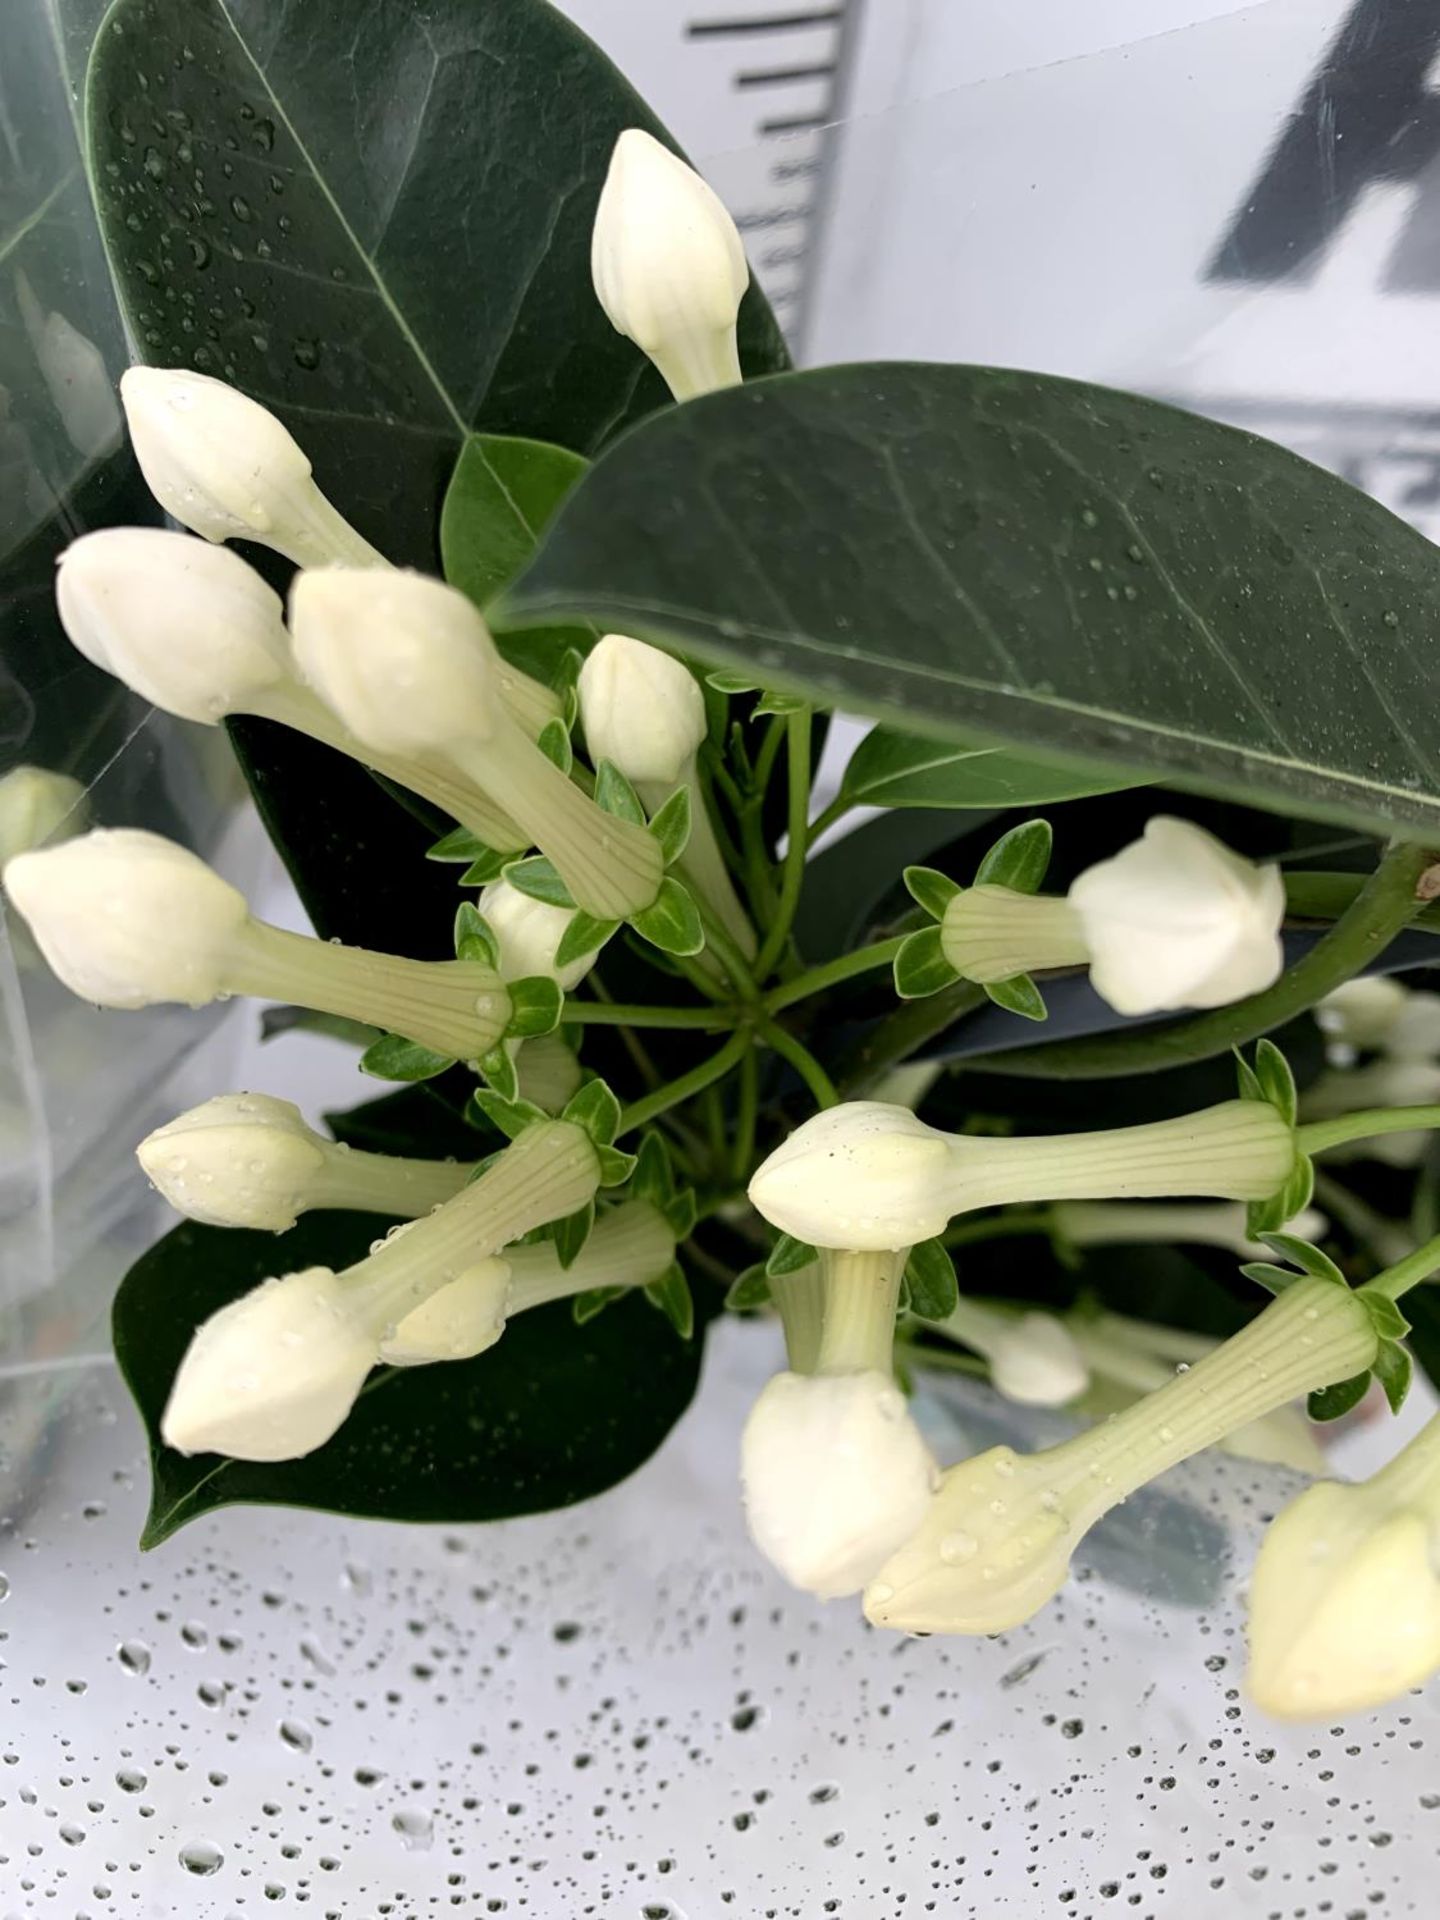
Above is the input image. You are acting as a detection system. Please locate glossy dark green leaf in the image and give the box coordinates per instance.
[645,1262,695,1341]
[725,1264,773,1311]
[841,728,1142,810]
[983,973,1048,1022]
[1372,1338,1412,1416]
[903,866,961,922]
[114,1213,706,1547]
[324,1083,488,1159]
[904,1239,960,1321]
[359,1034,456,1083]
[766,1233,817,1278]
[1307,1370,1373,1423]
[893,926,958,1000]
[630,877,705,956]
[975,820,1053,893]
[87,0,788,944]
[504,363,1440,835]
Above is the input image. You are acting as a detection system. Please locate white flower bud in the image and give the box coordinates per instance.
[479,878,593,992]
[577,634,707,796]
[379,1257,512,1366]
[3,828,248,1008]
[866,1279,1376,1636]
[749,1098,1297,1254]
[741,1369,938,1600]
[56,528,291,724]
[591,129,748,402]
[291,566,501,757]
[1248,1417,1440,1717]
[0,765,86,870]
[1380,990,1440,1064]
[942,1300,1089,1408]
[1068,816,1285,1016]
[138,1092,468,1231]
[749,1103,955,1251]
[1317,976,1408,1051]
[120,367,385,568]
[161,1266,379,1461]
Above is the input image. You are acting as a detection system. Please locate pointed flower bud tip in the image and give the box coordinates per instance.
[161,1267,379,1461]
[749,1103,955,1252]
[591,129,748,401]
[1069,816,1284,1016]
[57,528,290,724]
[1248,1478,1440,1717]
[577,634,707,792]
[478,878,593,992]
[138,1094,328,1232]
[0,764,87,870]
[290,566,500,757]
[742,1369,938,1600]
[3,829,248,1009]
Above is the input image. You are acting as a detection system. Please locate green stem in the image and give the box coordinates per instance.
[759,1016,840,1109]
[1360,1229,1440,1302]
[1298,1103,1440,1156]
[836,980,988,1094]
[1284,870,1440,932]
[696,896,759,998]
[563,1000,734,1031]
[752,714,788,798]
[731,1043,759,1185]
[806,790,852,846]
[972,839,1437,1080]
[754,709,814,981]
[764,936,908,1015]
[617,1031,749,1136]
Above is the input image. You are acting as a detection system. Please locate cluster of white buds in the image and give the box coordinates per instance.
[162,1116,603,1460]
[866,1274,1379,1635]
[591,129,748,403]
[741,1245,938,1600]
[55,526,545,855]
[291,569,664,922]
[2,828,530,1064]
[578,633,755,954]
[747,1098,1299,1252]
[936,816,1284,1016]
[1248,1410,1440,1717]
[137,1093,469,1231]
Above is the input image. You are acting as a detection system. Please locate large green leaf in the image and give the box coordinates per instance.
[85,0,789,948]
[502,363,1440,836]
[114,1212,706,1548]
[839,726,1143,810]
[441,432,596,681]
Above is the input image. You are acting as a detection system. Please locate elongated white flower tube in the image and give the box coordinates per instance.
[291,569,663,920]
[55,529,531,851]
[940,818,1284,1014]
[578,633,755,955]
[1248,1412,1440,1717]
[938,1300,1089,1408]
[162,1118,600,1460]
[591,129,748,402]
[1052,1199,1326,1261]
[742,1247,938,1600]
[1068,816,1285,1015]
[120,366,389,569]
[0,764,86,869]
[865,1277,1377,1635]
[380,1197,679,1364]
[138,1093,468,1232]
[748,1099,1298,1252]
[4,829,513,1060]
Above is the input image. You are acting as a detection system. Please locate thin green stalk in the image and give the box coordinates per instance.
[806,790,852,846]
[1298,1103,1440,1157]
[974,839,1437,1080]
[758,1016,839,1109]
[752,714,788,798]
[764,936,908,1015]
[617,1031,749,1136]
[836,979,988,1094]
[563,1000,735,1030]
[696,896,758,999]
[739,801,781,924]
[731,1042,759,1185]
[754,708,814,981]
[1284,870,1440,931]
[1360,1230,1440,1302]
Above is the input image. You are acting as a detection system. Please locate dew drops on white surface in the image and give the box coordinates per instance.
[0,1323,1436,1915]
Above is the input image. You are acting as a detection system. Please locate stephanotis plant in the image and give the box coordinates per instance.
[16,0,1440,1725]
